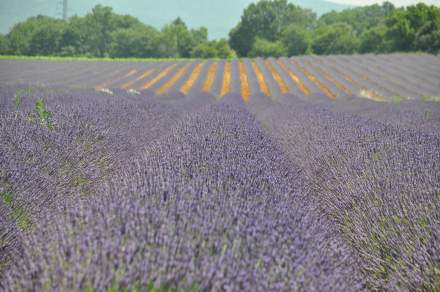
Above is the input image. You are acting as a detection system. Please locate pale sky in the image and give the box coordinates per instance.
[328,0,439,6]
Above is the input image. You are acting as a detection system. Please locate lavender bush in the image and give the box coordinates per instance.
[0,85,182,279]
[250,96,440,290]
[0,83,439,291]
[2,101,364,291]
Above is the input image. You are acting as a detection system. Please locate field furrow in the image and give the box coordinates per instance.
[156,63,192,95]
[121,69,155,90]
[239,61,251,102]
[251,61,271,97]
[180,62,205,95]
[277,59,310,96]
[264,60,289,95]
[220,62,231,97]
[95,69,138,91]
[291,59,336,100]
[140,63,177,91]
[202,62,218,93]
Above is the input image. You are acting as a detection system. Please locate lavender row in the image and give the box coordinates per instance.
[1,83,439,290]
[2,99,364,291]
[249,96,440,290]
[0,86,191,280]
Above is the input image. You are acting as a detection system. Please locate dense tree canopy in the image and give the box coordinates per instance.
[160,19,209,58]
[281,24,311,56]
[0,2,439,58]
[414,20,440,53]
[229,0,316,57]
[312,23,360,55]
[386,3,440,52]
[109,25,160,58]
[1,5,232,58]
[235,1,440,57]
[0,34,8,55]
[249,38,286,58]
[190,39,236,58]
[317,2,395,35]
[6,16,63,55]
[359,24,389,53]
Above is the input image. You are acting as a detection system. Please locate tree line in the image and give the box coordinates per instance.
[0,1,439,58]
[231,0,440,57]
[0,5,235,59]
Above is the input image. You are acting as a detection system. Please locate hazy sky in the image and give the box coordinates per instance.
[329,0,439,5]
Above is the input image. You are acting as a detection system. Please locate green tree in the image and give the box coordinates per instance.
[386,9,416,51]
[55,15,89,56]
[229,0,316,57]
[82,5,116,57]
[0,34,9,54]
[414,20,440,53]
[111,14,144,30]
[6,16,66,56]
[228,23,249,57]
[214,39,236,58]
[110,25,160,58]
[191,39,235,58]
[7,16,42,55]
[359,24,390,53]
[160,20,189,58]
[159,18,208,58]
[191,43,218,58]
[69,5,146,57]
[318,2,395,35]
[312,23,359,55]
[191,27,208,45]
[386,4,440,52]
[249,38,286,58]
[28,18,66,55]
[281,24,311,56]
[412,4,440,53]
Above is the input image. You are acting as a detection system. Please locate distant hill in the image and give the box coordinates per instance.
[0,0,354,39]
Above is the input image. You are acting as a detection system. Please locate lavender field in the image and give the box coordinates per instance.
[0,55,439,291]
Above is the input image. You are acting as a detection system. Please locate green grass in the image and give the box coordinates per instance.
[1,191,33,231]
[391,95,404,103]
[421,95,440,103]
[35,97,54,129]
[1,191,13,205]
[12,207,32,230]
[0,55,194,62]
[0,55,238,62]
[99,281,198,292]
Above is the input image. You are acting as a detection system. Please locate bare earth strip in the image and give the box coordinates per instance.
[156,63,192,95]
[220,62,231,97]
[140,64,177,91]
[291,59,336,100]
[180,62,205,95]
[264,60,289,95]
[95,69,138,91]
[202,63,218,93]
[239,61,251,103]
[121,69,155,90]
[251,61,271,97]
[277,59,310,96]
